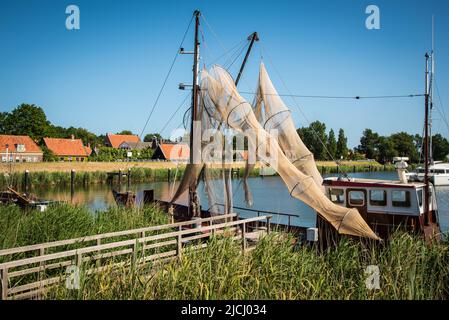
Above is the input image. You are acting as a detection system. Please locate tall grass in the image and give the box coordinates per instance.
[46,232,449,300]
[0,204,168,252]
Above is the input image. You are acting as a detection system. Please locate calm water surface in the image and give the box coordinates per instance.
[32,171,449,234]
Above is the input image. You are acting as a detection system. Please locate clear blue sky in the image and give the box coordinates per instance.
[1,0,448,147]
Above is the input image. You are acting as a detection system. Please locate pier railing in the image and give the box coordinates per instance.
[0,214,271,300]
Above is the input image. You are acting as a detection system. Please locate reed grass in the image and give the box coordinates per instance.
[0,204,168,254]
[45,232,449,300]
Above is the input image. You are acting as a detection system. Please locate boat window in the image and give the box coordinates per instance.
[417,189,423,207]
[435,169,445,174]
[392,190,411,207]
[348,191,364,206]
[329,188,344,204]
[369,190,387,206]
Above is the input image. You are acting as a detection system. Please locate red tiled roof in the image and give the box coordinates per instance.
[43,138,90,157]
[160,143,190,160]
[107,134,140,148]
[0,135,42,153]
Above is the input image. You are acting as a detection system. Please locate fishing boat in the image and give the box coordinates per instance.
[149,10,441,243]
[407,162,449,186]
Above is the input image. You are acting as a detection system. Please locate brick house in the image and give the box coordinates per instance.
[0,135,43,162]
[105,133,140,149]
[43,136,92,162]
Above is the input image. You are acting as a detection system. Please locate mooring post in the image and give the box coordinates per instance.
[70,169,75,202]
[118,169,122,187]
[24,170,29,195]
[177,225,182,260]
[168,168,171,183]
[127,168,131,190]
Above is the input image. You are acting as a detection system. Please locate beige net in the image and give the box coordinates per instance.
[200,65,379,240]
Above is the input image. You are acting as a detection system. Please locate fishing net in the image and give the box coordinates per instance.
[197,65,379,240]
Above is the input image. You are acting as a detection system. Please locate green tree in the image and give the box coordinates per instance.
[390,132,419,163]
[0,112,8,134]
[377,136,397,164]
[432,134,449,161]
[117,130,133,135]
[326,129,337,160]
[144,133,162,142]
[297,121,327,160]
[336,128,348,160]
[2,104,49,140]
[358,129,380,160]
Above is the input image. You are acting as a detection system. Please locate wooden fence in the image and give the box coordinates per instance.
[0,214,271,300]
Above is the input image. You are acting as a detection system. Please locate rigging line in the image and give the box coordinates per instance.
[239,91,425,100]
[138,14,194,141]
[435,79,449,136]
[225,41,249,71]
[158,93,191,136]
[205,38,247,68]
[259,43,348,173]
[222,40,248,70]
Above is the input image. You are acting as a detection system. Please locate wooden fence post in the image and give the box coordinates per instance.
[1,268,8,300]
[177,226,182,259]
[242,223,247,253]
[266,217,271,234]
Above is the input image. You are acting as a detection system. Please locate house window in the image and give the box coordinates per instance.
[392,190,411,207]
[348,191,365,206]
[329,188,344,204]
[369,190,387,206]
[16,144,26,152]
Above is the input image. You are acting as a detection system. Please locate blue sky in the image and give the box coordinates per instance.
[0,0,448,147]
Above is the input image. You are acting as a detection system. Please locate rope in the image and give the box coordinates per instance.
[137,13,194,141]
[239,91,425,100]
[158,93,191,136]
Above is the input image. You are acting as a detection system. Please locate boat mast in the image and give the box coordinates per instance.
[424,52,430,222]
[188,10,201,217]
[429,15,435,164]
[235,32,259,86]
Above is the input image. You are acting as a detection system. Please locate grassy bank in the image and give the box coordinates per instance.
[0,204,168,254]
[45,232,449,300]
[0,160,393,189]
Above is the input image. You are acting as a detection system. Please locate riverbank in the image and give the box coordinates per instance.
[0,160,394,189]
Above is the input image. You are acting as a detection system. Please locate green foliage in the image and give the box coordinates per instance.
[117,130,133,135]
[144,133,162,142]
[0,104,49,140]
[0,204,167,251]
[297,121,328,160]
[390,132,419,163]
[327,129,337,160]
[42,146,58,162]
[358,129,380,160]
[89,146,154,161]
[432,134,449,161]
[336,128,348,160]
[46,232,449,300]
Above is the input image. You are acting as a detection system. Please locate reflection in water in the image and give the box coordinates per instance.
[30,171,448,233]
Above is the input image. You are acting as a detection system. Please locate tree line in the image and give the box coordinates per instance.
[0,104,162,160]
[2,104,449,164]
[297,121,449,164]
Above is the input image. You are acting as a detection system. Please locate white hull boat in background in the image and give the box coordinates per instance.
[406,162,449,186]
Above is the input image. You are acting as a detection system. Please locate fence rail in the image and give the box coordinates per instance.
[0,214,271,300]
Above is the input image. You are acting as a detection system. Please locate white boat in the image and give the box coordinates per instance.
[406,162,449,186]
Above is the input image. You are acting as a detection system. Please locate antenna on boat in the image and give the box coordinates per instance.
[424,52,431,224]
